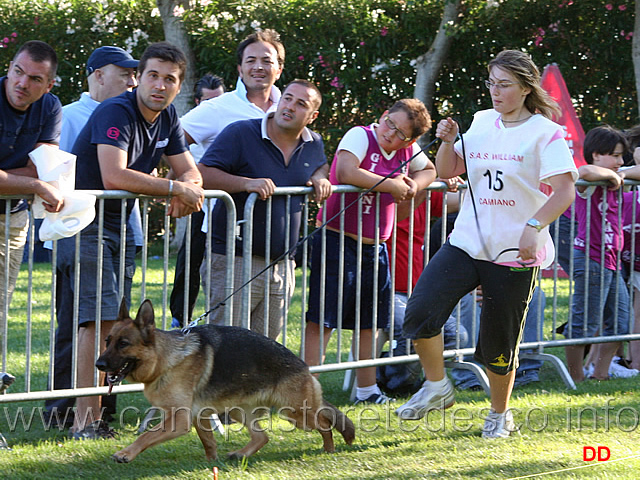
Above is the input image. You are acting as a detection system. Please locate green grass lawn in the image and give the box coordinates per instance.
[2,262,640,479]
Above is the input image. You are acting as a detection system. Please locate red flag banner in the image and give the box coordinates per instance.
[541,63,586,168]
[541,64,583,278]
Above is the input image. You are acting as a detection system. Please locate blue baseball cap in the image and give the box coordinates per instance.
[86,46,139,75]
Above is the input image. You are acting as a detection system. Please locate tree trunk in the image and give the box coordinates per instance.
[634,0,640,120]
[156,0,197,117]
[413,0,462,144]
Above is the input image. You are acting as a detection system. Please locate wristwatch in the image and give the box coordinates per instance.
[526,218,543,232]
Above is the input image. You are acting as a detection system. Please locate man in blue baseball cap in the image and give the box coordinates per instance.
[59,46,139,150]
[86,45,139,74]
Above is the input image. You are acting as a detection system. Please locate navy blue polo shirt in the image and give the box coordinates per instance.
[72,89,188,231]
[200,116,327,260]
[0,76,62,212]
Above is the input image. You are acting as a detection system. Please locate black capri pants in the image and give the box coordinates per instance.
[403,242,538,375]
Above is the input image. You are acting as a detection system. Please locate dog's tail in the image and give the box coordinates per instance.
[322,401,355,445]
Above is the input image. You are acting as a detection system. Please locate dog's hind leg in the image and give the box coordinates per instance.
[283,377,355,452]
[193,415,218,461]
[226,408,269,459]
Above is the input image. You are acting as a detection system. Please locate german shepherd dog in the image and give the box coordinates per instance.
[95,300,355,463]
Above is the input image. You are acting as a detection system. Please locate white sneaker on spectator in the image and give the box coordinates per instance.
[609,357,639,378]
[482,409,517,439]
[583,363,595,378]
[395,378,455,420]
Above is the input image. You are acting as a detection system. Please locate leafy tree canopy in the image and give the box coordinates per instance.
[0,0,635,157]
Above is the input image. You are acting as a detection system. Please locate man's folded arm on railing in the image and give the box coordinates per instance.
[97,144,203,218]
[0,152,64,213]
[197,164,276,201]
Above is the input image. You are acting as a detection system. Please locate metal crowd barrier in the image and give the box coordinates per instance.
[2,180,640,406]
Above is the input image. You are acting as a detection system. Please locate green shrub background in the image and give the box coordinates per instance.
[0,0,635,156]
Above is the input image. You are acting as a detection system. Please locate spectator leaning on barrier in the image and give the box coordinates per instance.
[377,182,464,397]
[622,198,640,372]
[0,40,64,451]
[621,126,640,371]
[169,73,226,329]
[44,45,139,428]
[304,98,436,406]
[57,42,203,440]
[622,126,640,372]
[173,30,285,328]
[197,79,331,340]
[564,125,640,382]
[0,41,65,346]
[622,124,640,167]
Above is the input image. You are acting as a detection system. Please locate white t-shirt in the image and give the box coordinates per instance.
[337,123,430,172]
[449,109,578,267]
[180,77,281,152]
[181,78,281,232]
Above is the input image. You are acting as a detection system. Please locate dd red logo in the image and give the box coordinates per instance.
[583,446,610,462]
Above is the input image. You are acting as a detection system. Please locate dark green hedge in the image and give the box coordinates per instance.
[0,0,635,158]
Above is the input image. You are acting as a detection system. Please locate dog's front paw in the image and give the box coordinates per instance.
[205,450,218,461]
[112,451,131,463]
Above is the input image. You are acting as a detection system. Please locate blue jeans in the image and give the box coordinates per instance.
[565,249,630,338]
[45,223,135,416]
[307,230,391,330]
[550,214,575,275]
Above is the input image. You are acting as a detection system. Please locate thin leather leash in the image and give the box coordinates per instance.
[182,136,440,333]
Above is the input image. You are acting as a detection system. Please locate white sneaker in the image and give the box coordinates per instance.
[395,378,455,420]
[609,357,639,379]
[583,363,595,378]
[482,409,517,439]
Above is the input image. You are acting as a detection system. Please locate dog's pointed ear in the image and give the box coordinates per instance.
[134,300,156,344]
[117,298,129,322]
[134,299,156,328]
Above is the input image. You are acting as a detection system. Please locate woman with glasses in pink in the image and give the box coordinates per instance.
[397,50,578,438]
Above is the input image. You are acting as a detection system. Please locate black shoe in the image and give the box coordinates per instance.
[354,393,394,405]
[0,372,15,394]
[615,357,634,369]
[70,420,117,440]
